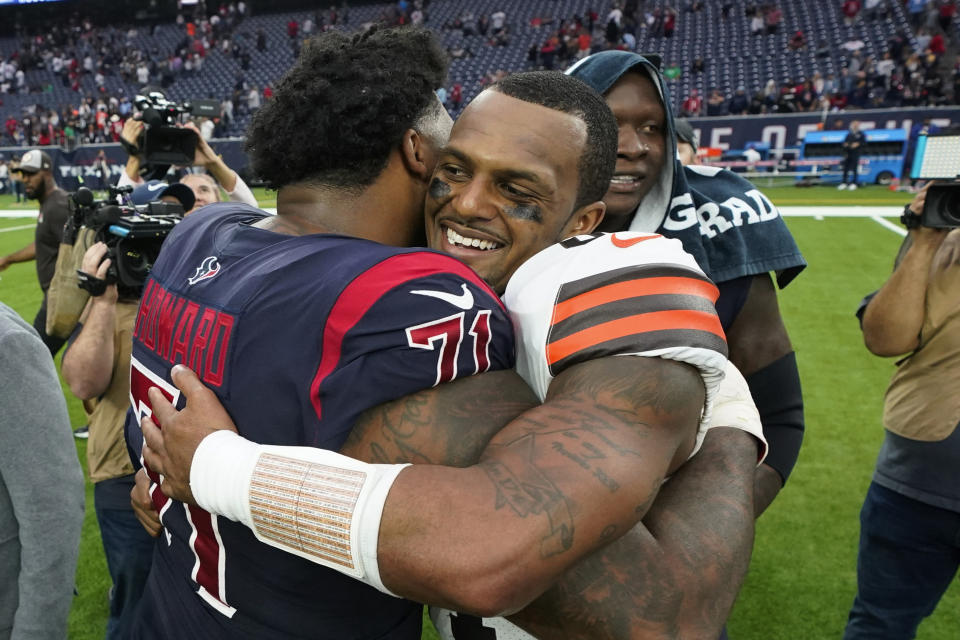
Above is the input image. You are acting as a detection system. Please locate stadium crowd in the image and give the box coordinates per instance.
[0,0,956,147]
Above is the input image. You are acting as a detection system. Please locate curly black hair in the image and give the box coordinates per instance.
[245,26,448,190]
[490,71,618,211]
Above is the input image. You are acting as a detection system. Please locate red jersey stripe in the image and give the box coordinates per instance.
[310,252,499,422]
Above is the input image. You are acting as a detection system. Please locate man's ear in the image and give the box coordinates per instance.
[400,128,434,182]
[562,201,606,238]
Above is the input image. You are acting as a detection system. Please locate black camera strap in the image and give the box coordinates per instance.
[76,270,114,297]
[900,204,921,230]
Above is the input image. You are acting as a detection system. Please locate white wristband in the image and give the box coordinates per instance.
[189,430,408,596]
[191,430,259,526]
[707,361,768,464]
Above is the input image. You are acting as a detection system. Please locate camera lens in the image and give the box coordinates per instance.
[943,190,960,225]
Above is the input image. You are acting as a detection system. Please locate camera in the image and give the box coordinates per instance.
[920,184,960,229]
[134,92,221,166]
[901,183,960,230]
[68,185,184,297]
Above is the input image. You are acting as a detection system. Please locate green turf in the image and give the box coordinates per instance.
[728,217,960,639]
[2,202,957,639]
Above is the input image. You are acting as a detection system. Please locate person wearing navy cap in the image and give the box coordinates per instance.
[129,179,196,212]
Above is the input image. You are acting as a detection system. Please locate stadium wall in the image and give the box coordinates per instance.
[689,106,959,152]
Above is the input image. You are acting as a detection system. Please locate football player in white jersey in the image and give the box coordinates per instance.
[140,71,764,639]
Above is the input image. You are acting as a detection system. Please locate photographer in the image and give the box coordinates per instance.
[60,184,194,640]
[843,183,960,639]
[118,117,257,211]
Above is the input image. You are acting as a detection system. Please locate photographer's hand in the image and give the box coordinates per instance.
[184,121,238,192]
[62,242,119,400]
[120,118,143,150]
[80,242,118,305]
[121,118,145,184]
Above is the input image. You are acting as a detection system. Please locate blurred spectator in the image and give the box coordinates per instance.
[675,118,698,165]
[663,8,677,37]
[491,8,507,33]
[681,88,703,116]
[843,0,862,26]
[728,86,749,114]
[864,0,888,20]
[706,87,727,115]
[939,0,957,38]
[450,82,462,110]
[789,30,807,50]
[765,5,782,34]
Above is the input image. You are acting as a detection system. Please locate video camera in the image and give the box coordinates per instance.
[67,185,184,297]
[134,91,221,167]
[903,131,960,229]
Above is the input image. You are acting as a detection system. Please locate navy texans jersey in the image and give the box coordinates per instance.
[124,203,515,639]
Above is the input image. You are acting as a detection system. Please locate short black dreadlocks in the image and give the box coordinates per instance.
[245,26,448,190]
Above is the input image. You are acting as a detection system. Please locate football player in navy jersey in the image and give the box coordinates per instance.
[136,63,764,640]
[124,26,540,639]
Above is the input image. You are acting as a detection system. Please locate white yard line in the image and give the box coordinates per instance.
[870,216,908,237]
[0,224,35,233]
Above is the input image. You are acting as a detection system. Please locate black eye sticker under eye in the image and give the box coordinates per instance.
[504,204,543,223]
[429,178,451,199]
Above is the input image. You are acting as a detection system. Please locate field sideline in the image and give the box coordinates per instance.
[0,183,957,639]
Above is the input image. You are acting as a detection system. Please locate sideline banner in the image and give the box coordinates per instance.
[688,106,959,152]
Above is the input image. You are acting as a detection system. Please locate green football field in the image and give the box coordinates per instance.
[1,183,957,639]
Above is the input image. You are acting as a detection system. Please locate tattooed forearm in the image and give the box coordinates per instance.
[507,427,757,640]
[377,355,707,615]
[341,369,538,466]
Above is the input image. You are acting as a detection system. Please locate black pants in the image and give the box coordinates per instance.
[32,291,67,356]
[842,155,860,185]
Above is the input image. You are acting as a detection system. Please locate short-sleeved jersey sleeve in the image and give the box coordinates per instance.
[309,251,515,443]
[503,232,727,427]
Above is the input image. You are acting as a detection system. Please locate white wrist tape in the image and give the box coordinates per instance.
[190,430,408,596]
[706,361,768,465]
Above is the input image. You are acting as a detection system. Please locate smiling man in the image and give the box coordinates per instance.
[137,68,764,640]
[568,51,807,518]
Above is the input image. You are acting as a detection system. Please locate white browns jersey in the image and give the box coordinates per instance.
[431,231,729,640]
[505,230,727,433]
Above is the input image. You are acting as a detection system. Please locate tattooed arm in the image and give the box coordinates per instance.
[370,355,703,616]
[506,426,757,640]
[144,356,701,617]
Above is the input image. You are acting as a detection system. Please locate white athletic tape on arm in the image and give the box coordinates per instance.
[190,430,408,596]
[706,361,768,465]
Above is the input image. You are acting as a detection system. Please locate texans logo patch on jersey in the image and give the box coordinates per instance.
[188,256,221,285]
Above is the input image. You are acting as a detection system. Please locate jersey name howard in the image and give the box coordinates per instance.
[133,278,235,388]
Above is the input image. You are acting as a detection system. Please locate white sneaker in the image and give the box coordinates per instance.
[837,183,847,190]
[849,184,858,190]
